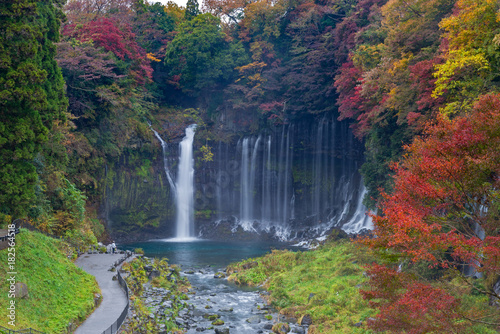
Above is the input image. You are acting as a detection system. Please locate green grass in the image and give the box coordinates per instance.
[0,230,99,333]
[228,239,500,334]
[227,240,377,333]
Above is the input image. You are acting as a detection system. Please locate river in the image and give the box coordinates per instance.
[121,240,307,334]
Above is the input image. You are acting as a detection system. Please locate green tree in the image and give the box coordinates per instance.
[0,0,67,219]
[164,13,248,96]
[185,0,200,21]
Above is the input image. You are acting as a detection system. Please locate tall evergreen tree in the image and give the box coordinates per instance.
[0,0,67,219]
[185,0,200,21]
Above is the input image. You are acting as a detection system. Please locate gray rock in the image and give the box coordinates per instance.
[219,308,233,312]
[273,323,290,333]
[149,270,161,279]
[215,328,230,334]
[246,315,261,324]
[14,282,28,298]
[299,314,312,326]
[214,272,226,279]
[354,321,362,327]
[293,326,305,334]
[263,323,273,330]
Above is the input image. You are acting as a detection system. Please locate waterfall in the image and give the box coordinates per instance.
[341,184,373,234]
[198,118,373,241]
[174,124,197,240]
[240,138,251,223]
[249,135,261,221]
[312,118,324,218]
[261,136,272,222]
[151,127,177,193]
[283,126,291,223]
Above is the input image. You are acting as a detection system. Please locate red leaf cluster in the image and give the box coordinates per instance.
[361,264,465,333]
[368,93,500,272]
[63,18,152,83]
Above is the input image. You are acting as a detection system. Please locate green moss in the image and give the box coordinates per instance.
[0,230,99,333]
[122,256,191,333]
[227,240,376,333]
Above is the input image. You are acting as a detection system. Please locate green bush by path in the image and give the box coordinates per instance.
[0,230,99,333]
[227,240,377,333]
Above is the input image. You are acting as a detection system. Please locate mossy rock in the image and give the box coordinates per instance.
[205,314,220,321]
[214,272,226,278]
[272,322,290,334]
[212,319,225,326]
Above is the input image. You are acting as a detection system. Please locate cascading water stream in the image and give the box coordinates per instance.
[198,118,373,240]
[341,184,373,234]
[174,124,197,241]
[240,138,251,224]
[151,127,177,193]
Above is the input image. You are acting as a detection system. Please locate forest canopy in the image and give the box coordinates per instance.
[1,0,500,331]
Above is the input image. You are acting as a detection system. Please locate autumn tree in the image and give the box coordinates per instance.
[64,0,134,24]
[203,0,248,23]
[433,0,500,115]
[363,93,500,332]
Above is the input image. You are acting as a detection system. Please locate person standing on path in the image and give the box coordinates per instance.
[111,241,116,254]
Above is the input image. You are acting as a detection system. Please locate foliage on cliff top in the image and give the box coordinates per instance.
[0,230,99,333]
[227,238,377,333]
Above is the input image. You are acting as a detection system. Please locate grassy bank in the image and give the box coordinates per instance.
[0,230,99,333]
[227,239,376,333]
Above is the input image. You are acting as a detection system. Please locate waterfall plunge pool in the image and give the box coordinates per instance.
[120,239,301,268]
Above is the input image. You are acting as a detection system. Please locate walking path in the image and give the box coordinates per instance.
[74,253,128,334]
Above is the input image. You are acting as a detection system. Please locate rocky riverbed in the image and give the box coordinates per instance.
[122,256,308,334]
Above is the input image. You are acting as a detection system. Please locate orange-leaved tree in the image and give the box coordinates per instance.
[362,93,500,332]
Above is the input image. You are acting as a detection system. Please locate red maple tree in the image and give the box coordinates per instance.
[362,93,500,331]
[63,18,152,84]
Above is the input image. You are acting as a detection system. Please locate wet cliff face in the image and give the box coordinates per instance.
[104,116,372,242]
[102,154,176,241]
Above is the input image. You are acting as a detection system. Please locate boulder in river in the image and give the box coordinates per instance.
[215,328,230,334]
[212,319,225,326]
[214,272,226,278]
[272,322,290,334]
[246,315,261,324]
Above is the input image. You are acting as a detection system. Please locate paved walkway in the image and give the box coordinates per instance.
[74,253,128,334]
